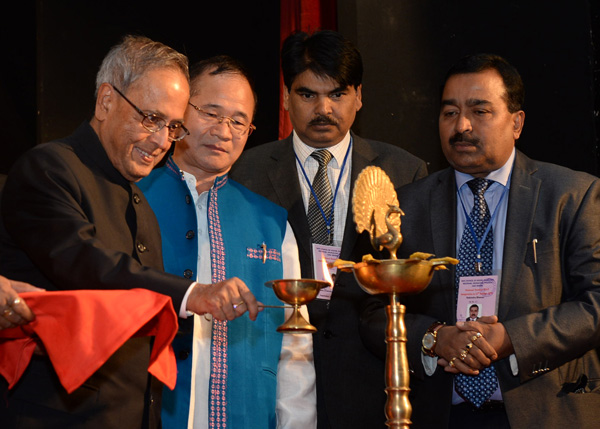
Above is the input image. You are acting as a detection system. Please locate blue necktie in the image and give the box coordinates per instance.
[454,178,499,408]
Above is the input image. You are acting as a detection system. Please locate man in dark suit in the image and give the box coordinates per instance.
[393,53,600,428]
[230,30,427,428]
[0,35,259,428]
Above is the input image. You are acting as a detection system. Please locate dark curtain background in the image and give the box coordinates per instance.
[339,0,600,175]
[1,1,598,176]
[0,0,281,175]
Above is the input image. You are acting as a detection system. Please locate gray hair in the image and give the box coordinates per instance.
[95,35,189,95]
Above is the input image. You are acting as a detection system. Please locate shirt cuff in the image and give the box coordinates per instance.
[422,354,438,376]
[179,281,197,318]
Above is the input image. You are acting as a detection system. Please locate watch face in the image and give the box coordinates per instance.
[423,333,435,350]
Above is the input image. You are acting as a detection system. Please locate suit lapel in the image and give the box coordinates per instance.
[339,134,378,259]
[498,151,540,320]
[266,136,313,264]
[430,169,458,320]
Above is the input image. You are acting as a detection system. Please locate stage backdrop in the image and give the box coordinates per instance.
[0,0,281,175]
[1,1,598,176]
[338,0,600,175]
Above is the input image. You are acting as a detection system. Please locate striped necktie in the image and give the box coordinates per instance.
[307,149,334,245]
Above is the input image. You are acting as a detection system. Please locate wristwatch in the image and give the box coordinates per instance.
[421,322,445,357]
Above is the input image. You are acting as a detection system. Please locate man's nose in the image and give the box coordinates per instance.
[210,118,234,140]
[149,126,171,150]
[455,114,472,134]
[315,96,333,116]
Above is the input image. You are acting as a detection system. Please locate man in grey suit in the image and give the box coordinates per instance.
[231,30,427,428]
[390,53,600,428]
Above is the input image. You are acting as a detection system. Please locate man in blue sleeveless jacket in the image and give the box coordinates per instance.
[139,56,316,428]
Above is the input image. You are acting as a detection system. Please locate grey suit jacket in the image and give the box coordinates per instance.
[231,132,427,428]
[393,150,600,428]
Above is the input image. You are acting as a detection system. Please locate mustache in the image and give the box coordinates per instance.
[309,115,338,126]
[449,132,480,146]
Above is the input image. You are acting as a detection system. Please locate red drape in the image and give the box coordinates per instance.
[0,289,178,393]
[278,0,338,139]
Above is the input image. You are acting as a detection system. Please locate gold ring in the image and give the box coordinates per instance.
[3,308,14,317]
[465,342,473,350]
[11,298,21,306]
[459,350,468,360]
[449,357,457,367]
[233,301,245,309]
[471,332,482,342]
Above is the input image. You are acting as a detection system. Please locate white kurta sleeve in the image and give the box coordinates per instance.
[276,222,317,428]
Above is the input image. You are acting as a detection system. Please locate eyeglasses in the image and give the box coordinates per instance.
[188,102,256,137]
[113,86,190,142]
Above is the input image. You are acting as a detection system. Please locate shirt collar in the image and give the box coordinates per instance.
[455,147,515,190]
[292,130,352,167]
[180,169,228,200]
[181,170,201,201]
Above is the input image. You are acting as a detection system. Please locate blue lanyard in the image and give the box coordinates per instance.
[295,140,352,241]
[458,182,508,271]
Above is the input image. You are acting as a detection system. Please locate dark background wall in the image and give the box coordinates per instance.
[1,0,281,174]
[339,0,600,174]
[2,1,599,177]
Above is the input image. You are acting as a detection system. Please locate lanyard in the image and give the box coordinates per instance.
[458,182,508,272]
[295,140,352,240]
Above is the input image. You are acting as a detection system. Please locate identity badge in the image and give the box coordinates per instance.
[456,275,498,321]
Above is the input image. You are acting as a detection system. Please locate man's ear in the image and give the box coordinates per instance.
[94,83,114,122]
[283,86,290,111]
[513,110,525,139]
[355,84,363,112]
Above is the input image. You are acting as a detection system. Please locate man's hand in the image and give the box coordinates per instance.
[436,315,514,375]
[456,315,514,360]
[435,317,499,375]
[186,277,262,321]
[0,275,43,330]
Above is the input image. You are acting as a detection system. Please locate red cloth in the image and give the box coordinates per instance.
[0,289,178,393]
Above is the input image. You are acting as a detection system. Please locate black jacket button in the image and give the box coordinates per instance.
[185,230,195,240]
[183,269,193,279]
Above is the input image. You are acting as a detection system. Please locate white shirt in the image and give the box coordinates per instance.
[182,171,317,429]
[292,131,353,247]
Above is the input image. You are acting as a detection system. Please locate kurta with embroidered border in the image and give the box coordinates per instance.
[139,157,316,429]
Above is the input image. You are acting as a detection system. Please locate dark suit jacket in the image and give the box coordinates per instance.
[391,150,600,428]
[0,123,192,428]
[230,132,427,428]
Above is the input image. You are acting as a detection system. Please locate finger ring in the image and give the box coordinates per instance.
[471,332,482,342]
[11,298,21,306]
[3,308,14,317]
[233,301,245,309]
[449,357,457,367]
[459,350,468,360]
[465,342,473,350]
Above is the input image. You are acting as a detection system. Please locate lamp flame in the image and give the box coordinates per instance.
[321,255,335,287]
